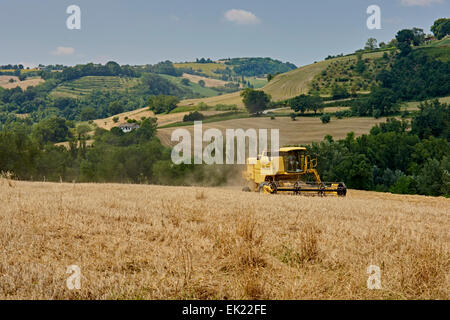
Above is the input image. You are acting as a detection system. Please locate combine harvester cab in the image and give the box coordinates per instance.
[243,147,347,197]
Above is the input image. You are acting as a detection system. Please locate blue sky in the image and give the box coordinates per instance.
[0,0,448,68]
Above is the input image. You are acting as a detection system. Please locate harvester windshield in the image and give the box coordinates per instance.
[281,150,305,173]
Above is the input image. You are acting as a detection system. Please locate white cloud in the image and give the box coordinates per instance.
[170,14,180,22]
[224,9,260,25]
[400,0,444,6]
[51,46,75,56]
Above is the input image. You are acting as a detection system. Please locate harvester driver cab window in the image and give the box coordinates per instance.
[287,151,300,172]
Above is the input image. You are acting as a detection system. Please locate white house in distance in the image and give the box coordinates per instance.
[119,123,140,133]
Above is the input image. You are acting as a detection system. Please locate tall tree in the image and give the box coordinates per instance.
[240,89,271,115]
[431,18,450,40]
[365,38,378,50]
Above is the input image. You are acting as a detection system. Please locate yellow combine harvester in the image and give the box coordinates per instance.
[242,147,347,196]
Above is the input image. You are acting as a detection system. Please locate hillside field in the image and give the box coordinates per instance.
[92,107,228,131]
[157,116,388,147]
[0,75,44,90]
[50,76,140,98]
[159,74,225,98]
[0,180,448,299]
[173,62,228,78]
[178,52,387,107]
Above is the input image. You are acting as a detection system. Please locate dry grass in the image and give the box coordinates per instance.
[0,180,448,300]
[181,74,229,88]
[93,108,226,131]
[179,91,244,108]
[0,76,44,90]
[157,116,388,147]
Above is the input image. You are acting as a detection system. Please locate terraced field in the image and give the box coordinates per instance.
[50,76,140,98]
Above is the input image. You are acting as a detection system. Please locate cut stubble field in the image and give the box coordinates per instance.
[0,76,44,90]
[0,179,448,299]
[157,116,388,147]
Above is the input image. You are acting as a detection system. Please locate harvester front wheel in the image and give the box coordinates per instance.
[337,183,347,197]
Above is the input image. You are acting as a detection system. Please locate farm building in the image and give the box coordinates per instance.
[119,123,140,133]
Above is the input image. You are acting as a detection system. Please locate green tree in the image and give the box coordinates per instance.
[148,95,180,114]
[364,38,378,50]
[289,94,324,114]
[411,27,425,46]
[389,176,417,194]
[331,84,350,100]
[431,18,450,40]
[108,101,124,116]
[32,117,70,144]
[80,107,97,121]
[183,111,204,122]
[321,114,331,124]
[416,158,447,196]
[396,29,415,56]
[367,87,399,116]
[240,89,271,115]
[198,80,206,87]
[411,100,449,139]
[355,52,366,74]
[76,124,91,140]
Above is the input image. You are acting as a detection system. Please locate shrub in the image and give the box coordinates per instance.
[320,114,331,124]
[214,104,238,111]
[148,95,180,114]
[112,117,119,123]
[335,110,352,119]
[183,111,205,122]
[196,102,209,111]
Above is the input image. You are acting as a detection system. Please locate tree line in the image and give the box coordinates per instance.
[0,100,447,196]
[308,100,449,197]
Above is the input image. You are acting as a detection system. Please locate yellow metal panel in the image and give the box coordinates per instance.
[279,147,307,152]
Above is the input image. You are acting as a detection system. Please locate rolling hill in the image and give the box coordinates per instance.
[178,51,388,107]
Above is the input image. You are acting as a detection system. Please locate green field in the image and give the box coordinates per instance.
[159,74,222,98]
[247,77,267,89]
[50,76,139,98]
[425,35,450,47]
[403,95,450,111]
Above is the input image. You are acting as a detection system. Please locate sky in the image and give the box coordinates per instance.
[0,0,448,68]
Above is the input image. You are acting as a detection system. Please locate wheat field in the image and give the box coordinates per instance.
[0,179,448,300]
[157,117,388,147]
